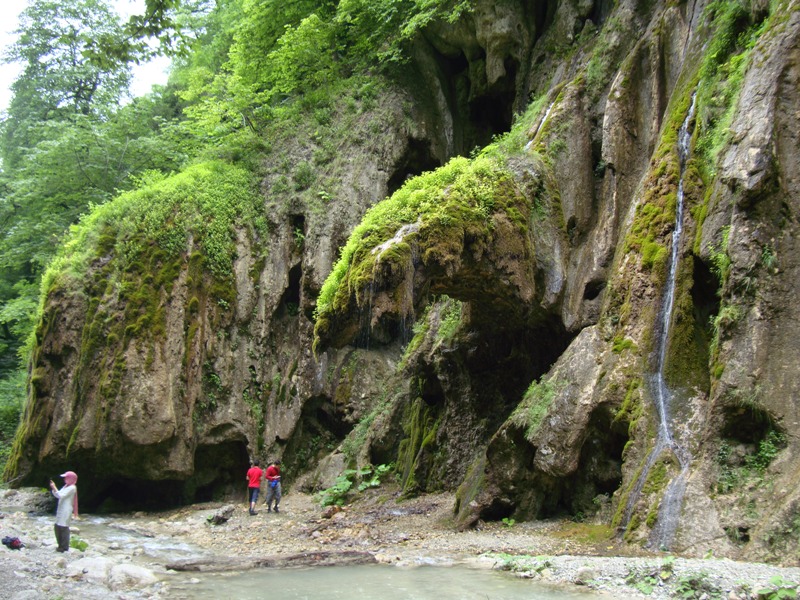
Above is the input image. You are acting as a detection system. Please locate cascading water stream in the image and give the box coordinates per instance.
[622,94,696,550]
[360,222,421,346]
[524,101,555,152]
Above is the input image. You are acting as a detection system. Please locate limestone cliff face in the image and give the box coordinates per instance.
[8,0,800,562]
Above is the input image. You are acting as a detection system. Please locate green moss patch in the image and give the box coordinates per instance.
[510,377,563,442]
[397,396,442,496]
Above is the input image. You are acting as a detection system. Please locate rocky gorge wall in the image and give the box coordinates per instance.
[6,0,800,564]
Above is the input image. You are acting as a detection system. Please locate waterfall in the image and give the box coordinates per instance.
[622,94,696,550]
[524,102,555,152]
[360,222,421,346]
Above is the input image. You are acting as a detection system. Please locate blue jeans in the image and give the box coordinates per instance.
[265,482,281,509]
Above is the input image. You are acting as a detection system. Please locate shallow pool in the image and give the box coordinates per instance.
[166,563,603,599]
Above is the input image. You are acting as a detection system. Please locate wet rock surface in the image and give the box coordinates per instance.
[2,488,799,599]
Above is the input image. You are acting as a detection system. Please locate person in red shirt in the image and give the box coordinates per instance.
[246,460,264,515]
[264,460,282,513]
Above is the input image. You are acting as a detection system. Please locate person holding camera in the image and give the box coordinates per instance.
[49,471,78,552]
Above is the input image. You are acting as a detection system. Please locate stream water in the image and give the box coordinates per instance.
[166,563,600,599]
[5,504,609,599]
[622,94,697,550]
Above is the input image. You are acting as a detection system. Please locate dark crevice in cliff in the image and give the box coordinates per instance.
[570,404,627,509]
[192,441,250,501]
[720,405,779,446]
[419,370,445,407]
[467,316,574,395]
[692,255,720,330]
[275,263,302,321]
[282,394,350,483]
[291,214,305,237]
[85,441,249,512]
[583,279,606,301]
[540,404,627,519]
[414,44,518,160]
[690,253,721,391]
[93,479,186,512]
[532,0,557,34]
[469,58,518,144]
[388,138,441,195]
[591,0,615,27]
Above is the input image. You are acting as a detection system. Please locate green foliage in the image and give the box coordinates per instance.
[716,430,786,494]
[85,0,204,68]
[0,371,25,470]
[200,362,223,414]
[746,430,785,473]
[695,1,771,175]
[357,463,394,491]
[335,0,471,66]
[70,536,89,552]
[2,0,131,166]
[708,227,732,289]
[584,16,628,99]
[674,571,722,599]
[318,473,354,506]
[489,553,553,575]
[436,296,463,343]
[511,377,562,442]
[42,161,262,291]
[625,556,681,596]
[397,396,441,495]
[501,517,516,528]
[762,245,778,272]
[340,394,391,462]
[0,1,197,386]
[317,463,394,506]
[709,302,741,359]
[757,576,799,599]
[612,336,636,353]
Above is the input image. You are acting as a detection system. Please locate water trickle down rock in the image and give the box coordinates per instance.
[360,221,421,346]
[622,94,697,550]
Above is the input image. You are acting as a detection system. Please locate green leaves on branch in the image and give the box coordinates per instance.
[336,0,472,65]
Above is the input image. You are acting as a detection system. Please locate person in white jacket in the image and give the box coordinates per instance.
[49,471,78,552]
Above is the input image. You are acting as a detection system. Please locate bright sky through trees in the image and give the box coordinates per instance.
[0,0,170,112]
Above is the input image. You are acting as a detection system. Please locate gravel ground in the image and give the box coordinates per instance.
[2,486,800,599]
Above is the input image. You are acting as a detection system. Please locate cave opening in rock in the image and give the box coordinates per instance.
[541,403,628,520]
[387,138,441,195]
[282,394,350,484]
[720,403,780,446]
[89,441,250,512]
[692,254,721,348]
[583,279,606,301]
[467,58,518,148]
[93,479,186,513]
[724,525,751,545]
[532,0,558,35]
[421,46,518,158]
[277,263,302,319]
[462,313,577,433]
[290,214,306,237]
